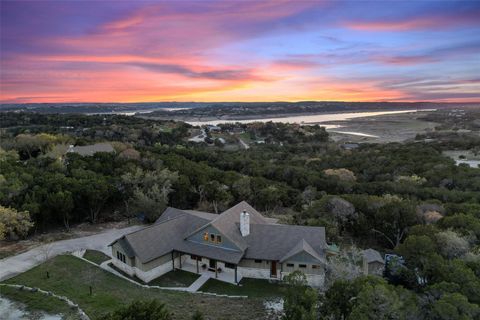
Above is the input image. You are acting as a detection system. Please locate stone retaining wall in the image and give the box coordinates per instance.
[0,283,90,320]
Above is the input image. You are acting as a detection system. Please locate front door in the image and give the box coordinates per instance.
[209,259,216,270]
[270,261,277,278]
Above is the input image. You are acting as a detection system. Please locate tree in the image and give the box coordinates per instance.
[203,181,232,214]
[0,205,34,240]
[40,240,54,279]
[373,196,418,248]
[324,168,356,182]
[428,293,480,320]
[121,167,178,222]
[435,230,470,259]
[231,176,252,202]
[283,271,318,320]
[191,310,204,320]
[348,282,416,320]
[100,300,172,320]
[14,133,57,159]
[325,246,363,286]
[422,282,480,320]
[45,190,74,230]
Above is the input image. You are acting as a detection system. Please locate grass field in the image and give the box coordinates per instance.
[2,255,267,319]
[200,278,286,298]
[148,270,200,287]
[83,250,111,265]
[0,285,82,319]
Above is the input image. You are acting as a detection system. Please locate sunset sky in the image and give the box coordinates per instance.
[1,0,479,103]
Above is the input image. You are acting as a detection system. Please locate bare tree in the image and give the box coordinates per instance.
[325,246,363,288]
[85,264,100,296]
[39,241,54,279]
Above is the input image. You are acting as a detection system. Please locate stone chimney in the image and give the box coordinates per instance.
[240,210,250,237]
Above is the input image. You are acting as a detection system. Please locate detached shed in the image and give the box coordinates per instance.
[362,248,384,276]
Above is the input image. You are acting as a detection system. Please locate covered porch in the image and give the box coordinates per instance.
[172,251,242,285]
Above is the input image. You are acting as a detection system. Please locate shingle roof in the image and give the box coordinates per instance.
[183,210,218,221]
[186,201,268,251]
[111,202,327,265]
[244,223,326,261]
[121,213,209,263]
[69,143,115,156]
[362,248,384,264]
[176,241,244,264]
[280,239,324,264]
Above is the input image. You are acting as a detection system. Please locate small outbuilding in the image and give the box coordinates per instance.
[362,248,384,276]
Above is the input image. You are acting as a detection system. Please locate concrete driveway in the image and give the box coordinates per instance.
[0,225,143,282]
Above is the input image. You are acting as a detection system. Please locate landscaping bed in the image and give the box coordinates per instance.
[83,250,110,265]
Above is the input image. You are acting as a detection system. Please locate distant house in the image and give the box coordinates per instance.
[110,201,328,286]
[362,248,384,275]
[206,125,221,132]
[67,143,115,157]
[341,143,359,150]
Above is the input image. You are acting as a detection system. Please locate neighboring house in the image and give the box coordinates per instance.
[206,125,221,132]
[67,143,115,156]
[362,248,385,275]
[110,201,328,286]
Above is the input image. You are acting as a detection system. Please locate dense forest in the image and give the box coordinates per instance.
[1,111,480,319]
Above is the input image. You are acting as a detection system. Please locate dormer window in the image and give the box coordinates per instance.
[210,234,215,242]
[203,232,209,241]
[217,235,222,243]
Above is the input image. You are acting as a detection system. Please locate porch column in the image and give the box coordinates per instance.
[280,262,283,280]
[171,251,175,270]
[179,253,182,269]
[215,260,218,279]
[235,265,238,284]
[196,257,199,274]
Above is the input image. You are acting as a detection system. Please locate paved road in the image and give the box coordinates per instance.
[0,225,143,282]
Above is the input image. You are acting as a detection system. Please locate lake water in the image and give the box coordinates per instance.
[0,296,62,320]
[455,160,480,168]
[185,109,427,128]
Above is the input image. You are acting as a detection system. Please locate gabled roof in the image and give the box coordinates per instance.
[280,239,324,264]
[117,213,209,263]
[244,224,326,261]
[185,201,268,251]
[111,202,328,265]
[362,248,384,264]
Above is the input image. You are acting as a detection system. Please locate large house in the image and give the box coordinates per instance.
[110,201,329,286]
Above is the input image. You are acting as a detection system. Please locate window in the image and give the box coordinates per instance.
[254,259,262,263]
[225,263,235,269]
[210,234,215,242]
[299,264,307,268]
[203,232,209,241]
[286,263,294,267]
[216,235,222,243]
[312,265,319,269]
[117,251,126,264]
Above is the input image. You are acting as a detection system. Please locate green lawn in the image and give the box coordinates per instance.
[0,285,82,319]
[83,250,110,265]
[2,255,266,319]
[200,278,286,298]
[148,270,200,287]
